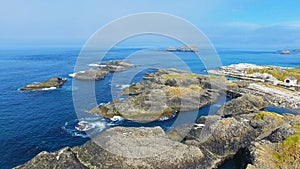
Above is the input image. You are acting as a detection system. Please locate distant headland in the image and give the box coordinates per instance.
[165,45,199,52]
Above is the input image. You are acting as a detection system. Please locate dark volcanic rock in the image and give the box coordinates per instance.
[15,127,204,169]
[216,94,268,117]
[21,77,67,91]
[73,60,135,80]
[266,126,296,143]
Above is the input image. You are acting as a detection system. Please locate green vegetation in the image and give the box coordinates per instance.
[282,125,300,146]
[272,125,300,167]
[164,85,203,97]
[113,107,120,116]
[254,111,283,120]
[247,67,300,81]
[167,130,184,142]
[162,73,199,79]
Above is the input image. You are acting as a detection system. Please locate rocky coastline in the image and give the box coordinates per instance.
[16,66,300,169]
[208,63,300,90]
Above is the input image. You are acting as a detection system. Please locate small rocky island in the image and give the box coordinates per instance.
[16,66,300,168]
[276,49,300,55]
[90,69,223,121]
[21,77,67,91]
[70,60,135,80]
[165,45,199,52]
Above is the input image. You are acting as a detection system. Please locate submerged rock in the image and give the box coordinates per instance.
[72,60,135,80]
[21,77,67,91]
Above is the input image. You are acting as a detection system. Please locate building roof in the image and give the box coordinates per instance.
[286,76,297,81]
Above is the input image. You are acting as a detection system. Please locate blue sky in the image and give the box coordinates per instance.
[1,0,300,49]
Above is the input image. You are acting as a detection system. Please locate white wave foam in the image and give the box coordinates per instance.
[110,116,123,122]
[63,117,108,138]
[41,87,57,90]
[213,104,222,107]
[159,114,176,121]
[88,63,100,67]
[75,120,107,132]
[115,84,130,89]
[88,64,107,67]
[69,73,76,77]
[73,132,89,138]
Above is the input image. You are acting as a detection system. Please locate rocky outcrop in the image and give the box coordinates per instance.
[239,112,300,169]
[166,111,300,169]
[21,77,67,90]
[216,94,268,117]
[15,127,204,169]
[71,60,135,80]
[266,126,296,143]
[165,45,199,52]
[170,116,257,169]
[227,81,300,111]
[15,102,300,169]
[277,50,291,55]
[89,69,224,121]
[14,147,88,169]
[246,124,300,169]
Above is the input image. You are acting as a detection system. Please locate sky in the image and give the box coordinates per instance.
[1,0,300,49]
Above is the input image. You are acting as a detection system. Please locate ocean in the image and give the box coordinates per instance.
[1,47,300,169]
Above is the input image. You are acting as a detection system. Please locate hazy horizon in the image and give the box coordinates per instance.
[1,0,300,50]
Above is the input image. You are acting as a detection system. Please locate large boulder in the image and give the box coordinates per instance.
[216,94,268,117]
[167,116,257,169]
[15,127,204,169]
[14,147,87,169]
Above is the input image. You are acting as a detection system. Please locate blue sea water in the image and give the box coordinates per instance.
[0,47,300,169]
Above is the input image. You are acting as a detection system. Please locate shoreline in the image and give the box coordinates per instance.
[15,63,300,169]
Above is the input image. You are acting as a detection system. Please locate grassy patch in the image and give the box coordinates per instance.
[162,73,199,79]
[272,125,300,167]
[282,125,300,146]
[247,67,300,81]
[164,85,203,97]
[254,111,283,120]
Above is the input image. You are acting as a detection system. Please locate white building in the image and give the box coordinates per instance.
[284,77,298,85]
